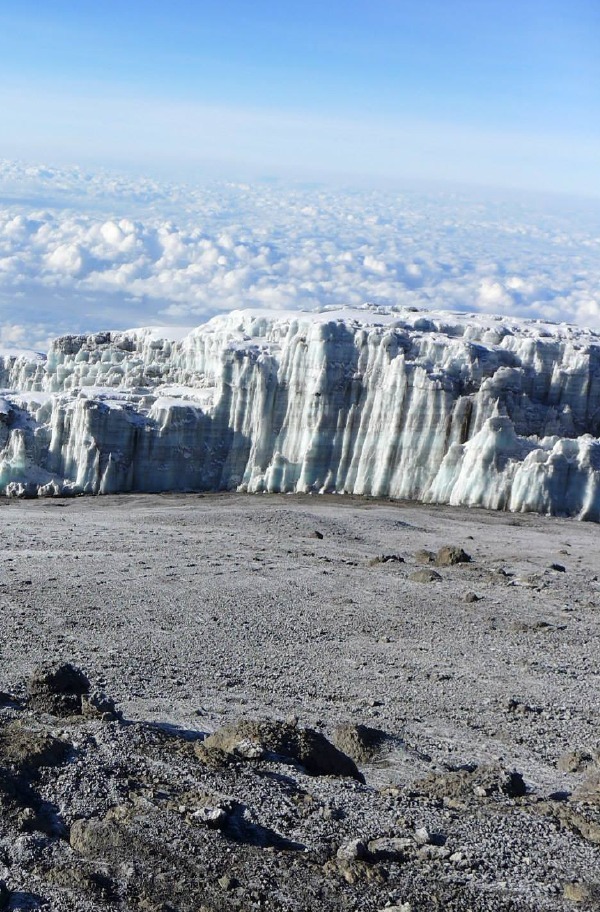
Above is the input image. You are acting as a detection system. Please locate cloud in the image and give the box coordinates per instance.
[0,160,599,348]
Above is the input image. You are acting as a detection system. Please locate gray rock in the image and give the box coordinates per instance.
[190,805,229,828]
[414,549,435,564]
[464,591,482,603]
[574,770,600,805]
[435,546,471,566]
[218,874,239,890]
[410,569,442,583]
[416,763,527,800]
[28,662,90,716]
[332,723,389,764]
[198,719,364,781]
[414,826,431,845]
[563,881,600,904]
[367,836,413,861]
[369,554,404,566]
[336,838,368,862]
[81,691,120,721]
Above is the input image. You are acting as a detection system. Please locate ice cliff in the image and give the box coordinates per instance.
[1,306,600,520]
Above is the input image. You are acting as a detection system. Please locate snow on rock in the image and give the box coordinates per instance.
[1,305,599,520]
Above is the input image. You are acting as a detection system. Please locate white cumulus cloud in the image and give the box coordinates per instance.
[0,160,599,348]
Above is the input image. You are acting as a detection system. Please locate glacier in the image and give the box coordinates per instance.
[1,306,599,520]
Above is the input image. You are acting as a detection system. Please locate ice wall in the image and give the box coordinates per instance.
[1,307,599,520]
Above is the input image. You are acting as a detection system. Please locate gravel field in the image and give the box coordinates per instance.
[0,493,598,911]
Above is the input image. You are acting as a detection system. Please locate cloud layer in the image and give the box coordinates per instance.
[1,161,599,350]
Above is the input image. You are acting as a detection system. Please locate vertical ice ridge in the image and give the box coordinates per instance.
[0,306,599,520]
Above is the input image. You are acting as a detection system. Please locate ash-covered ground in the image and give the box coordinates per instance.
[0,493,598,911]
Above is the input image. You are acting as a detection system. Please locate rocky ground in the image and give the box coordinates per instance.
[0,492,598,911]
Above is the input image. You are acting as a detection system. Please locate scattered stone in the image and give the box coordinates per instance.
[550,563,566,572]
[409,569,442,583]
[511,573,543,589]
[198,719,364,781]
[511,619,553,632]
[332,723,389,764]
[548,803,600,845]
[310,530,324,539]
[464,592,481,603]
[418,844,451,861]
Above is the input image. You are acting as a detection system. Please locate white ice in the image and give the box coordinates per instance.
[0,306,599,520]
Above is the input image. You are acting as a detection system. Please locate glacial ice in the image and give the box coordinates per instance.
[1,307,599,520]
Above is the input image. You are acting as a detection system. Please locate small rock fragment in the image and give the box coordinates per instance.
[336,838,367,862]
[191,805,229,828]
[81,691,120,722]
[218,875,238,891]
[367,836,413,861]
[409,569,442,583]
[435,546,471,566]
[414,549,435,564]
[369,554,404,566]
[506,698,542,716]
[414,826,431,845]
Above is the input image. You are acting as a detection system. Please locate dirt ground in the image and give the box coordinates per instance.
[0,493,598,911]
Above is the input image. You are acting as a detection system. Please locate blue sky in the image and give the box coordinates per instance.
[1,0,599,194]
